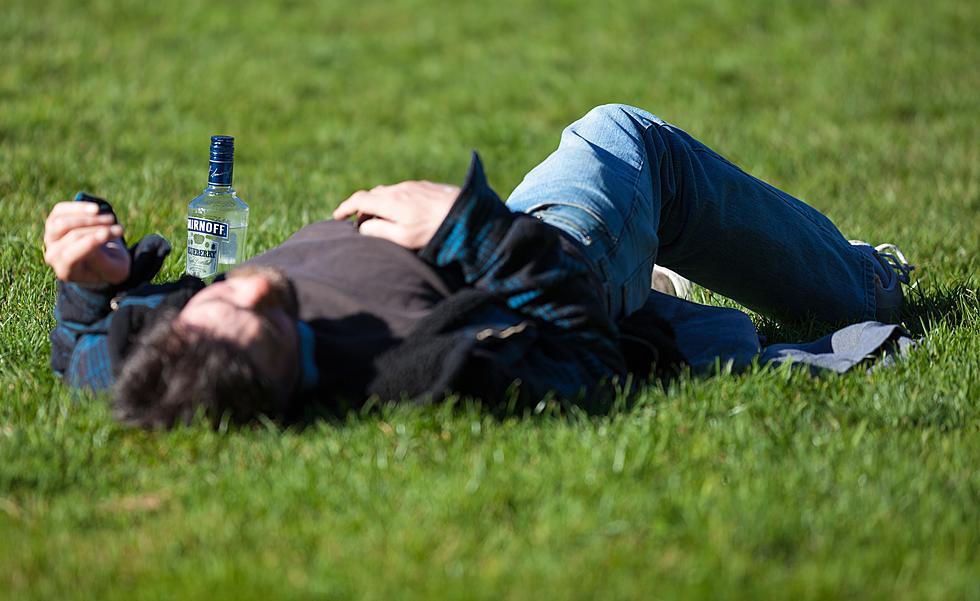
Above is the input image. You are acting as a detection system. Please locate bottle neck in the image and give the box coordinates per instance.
[204,183,234,194]
[208,158,234,187]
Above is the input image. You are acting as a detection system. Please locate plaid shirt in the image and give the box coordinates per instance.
[51,153,627,402]
[416,153,626,401]
[50,281,169,390]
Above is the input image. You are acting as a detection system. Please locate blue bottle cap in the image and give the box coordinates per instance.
[210,135,234,161]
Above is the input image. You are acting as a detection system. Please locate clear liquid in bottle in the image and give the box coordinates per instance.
[186,135,249,281]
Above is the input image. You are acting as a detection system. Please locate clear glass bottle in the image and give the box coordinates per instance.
[186,135,249,280]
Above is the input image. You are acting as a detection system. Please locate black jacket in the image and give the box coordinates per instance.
[51,154,683,413]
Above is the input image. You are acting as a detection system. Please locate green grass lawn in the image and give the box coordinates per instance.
[1,0,978,598]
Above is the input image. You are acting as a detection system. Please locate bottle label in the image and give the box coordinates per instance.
[208,160,234,186]
[186,217,228,278]
[188,217,229,240]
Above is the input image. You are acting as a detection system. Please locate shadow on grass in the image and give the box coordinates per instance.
[900,280,979,336]
[753,315,838,346]
[751,279,978,345]
[288,282,980,430]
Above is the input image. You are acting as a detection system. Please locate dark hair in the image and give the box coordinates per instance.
[113,309,280,429]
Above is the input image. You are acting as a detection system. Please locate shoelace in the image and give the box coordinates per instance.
[873,243,915,285]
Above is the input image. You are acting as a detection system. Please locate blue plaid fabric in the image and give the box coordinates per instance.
[50,282,168,391]
[419,153,626,400]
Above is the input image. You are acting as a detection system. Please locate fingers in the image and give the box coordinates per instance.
[44,213,116,247]
[356,217,408,247]
[333,180,461,250]
[45,201,100,229]
[44,224,123,279]
[333,189,402,222]
[44,200,116,244]
[48,224,123,252]
[333,181,458,221]
[48,201,100,217]
[332,191,366,221]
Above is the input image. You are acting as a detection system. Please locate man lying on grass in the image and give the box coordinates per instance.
[43,105,913,428]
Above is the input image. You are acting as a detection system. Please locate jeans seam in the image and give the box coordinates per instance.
[623,250,658,291]
[618,120,656,316]
[605,121,650,257]
[605,181,642,257]
[689,147,838,237]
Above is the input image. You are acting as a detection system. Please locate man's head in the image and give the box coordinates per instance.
[114,265,301,428]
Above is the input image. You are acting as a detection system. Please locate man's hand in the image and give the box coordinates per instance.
[332,181,460,250]
[43,201,131,284]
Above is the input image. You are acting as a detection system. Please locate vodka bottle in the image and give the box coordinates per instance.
[185,135,249,280]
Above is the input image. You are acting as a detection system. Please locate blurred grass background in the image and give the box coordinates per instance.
[1,0,978,599]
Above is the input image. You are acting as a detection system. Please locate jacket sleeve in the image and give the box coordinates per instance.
[417,152,626,402]
[49,283,117,389]
[49,229,174,391]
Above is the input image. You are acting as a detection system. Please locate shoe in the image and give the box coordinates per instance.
[652,265,693,300]
[850,241,915,322]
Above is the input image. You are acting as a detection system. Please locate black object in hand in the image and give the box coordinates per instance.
[74,192,114,217]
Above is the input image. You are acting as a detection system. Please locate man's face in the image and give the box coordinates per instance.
[177,266,300,390]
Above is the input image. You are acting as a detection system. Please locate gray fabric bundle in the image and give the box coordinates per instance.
[644,290,914,375]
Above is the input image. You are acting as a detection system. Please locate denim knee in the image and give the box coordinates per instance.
[577,104,666,132]
[566,105,671,170]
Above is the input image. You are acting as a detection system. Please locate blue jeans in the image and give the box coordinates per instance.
[505,104,878,323]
